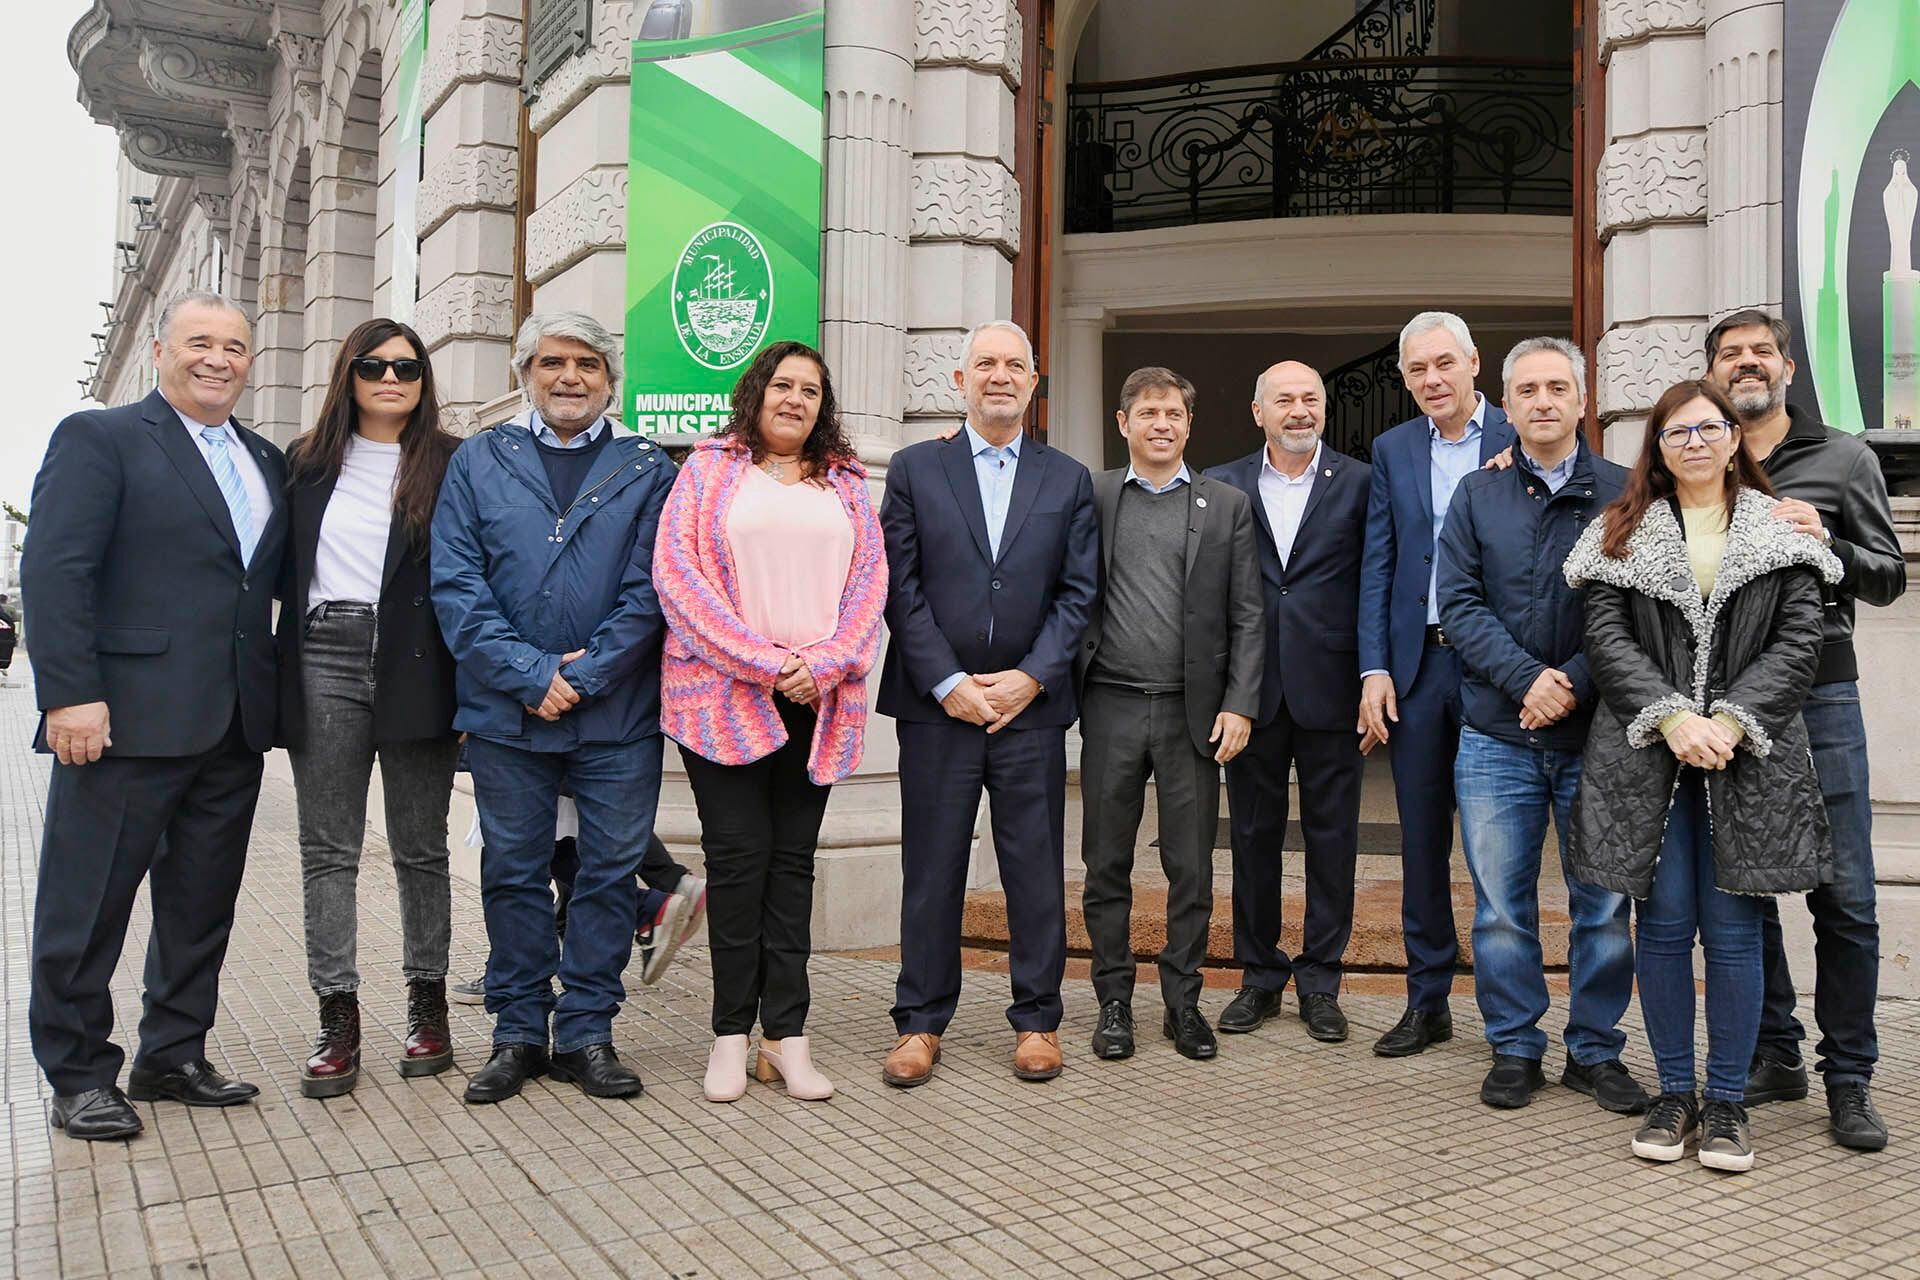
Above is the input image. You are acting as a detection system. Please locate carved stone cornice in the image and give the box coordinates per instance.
[413,274,516,350]
[904,332,966,417]
[915,0,1022,88]
[140,35,271,107]
[911,157,1020,256]
[1596,322,1708,418]
[1600,0,1705,59]
[421,15,522,119]
[121,113,233,179]
[1597,131,1708,236]
[525,166,626,284]
[417,144,519,239]
[529,1,639,136]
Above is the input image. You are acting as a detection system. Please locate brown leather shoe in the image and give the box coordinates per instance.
[882,1033,941,1088]
[1013,1031,1062,1082]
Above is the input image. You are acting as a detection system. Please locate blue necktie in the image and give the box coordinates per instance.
[200,426,258,565]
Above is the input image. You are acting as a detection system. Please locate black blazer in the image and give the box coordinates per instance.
[1205,444,1370,732]
[22,388,288,756]
[275,443,459,749]
[877,431,1099,729]
[1074,470,1264,757]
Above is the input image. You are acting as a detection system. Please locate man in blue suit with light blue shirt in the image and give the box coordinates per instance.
[877,320,1098,1089]
[1358,311,1515,1058]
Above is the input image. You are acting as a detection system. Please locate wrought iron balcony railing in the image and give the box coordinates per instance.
[1065,56,1573,234]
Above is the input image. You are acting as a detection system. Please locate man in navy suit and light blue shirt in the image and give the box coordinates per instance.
[1358,311,1516,1058]
[24,291,288,1140]
[878,320,1098,1088]
[1207,361,1370,1045]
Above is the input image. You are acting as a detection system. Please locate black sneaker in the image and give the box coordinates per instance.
[1090,1000,1135,1060]
[1631,1092,1698,1162]
[1562,1057,1651,1114]
[1479,1054,1546,1109]
[1827,1083,1889,1152]
[1697,1099,1754,1172]
[1744,1053,1808,1105]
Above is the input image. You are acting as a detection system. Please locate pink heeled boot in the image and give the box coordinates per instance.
[703,1034,750,1102]
[754,1036,834,1101]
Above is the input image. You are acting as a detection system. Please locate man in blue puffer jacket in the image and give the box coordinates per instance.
[1437,337,1646,1118]
[432,311,676,1105]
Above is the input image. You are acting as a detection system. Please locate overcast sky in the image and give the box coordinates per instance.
[0,0,120,516]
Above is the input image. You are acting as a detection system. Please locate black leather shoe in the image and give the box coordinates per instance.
[1297,993,1349,1043]
[464,1043,550,1105]
[1217,986,1282,1034]
[1162,1006,1218,1060]
[49,1087,143,1141]
[1480,1054,1547,1108]
[1090,1000,1135,1060]
[549,1044,644,1099]
[1745,1053,1809,1105]
[1828,1083,1890,1151]
[1562,1056,1651,1114]
[1372,1006,1453,1058]
[126,1058,259,1107]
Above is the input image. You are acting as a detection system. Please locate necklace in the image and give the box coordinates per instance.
[762,455,798,480]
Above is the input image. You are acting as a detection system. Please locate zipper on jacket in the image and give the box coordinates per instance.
[551,462,636,545]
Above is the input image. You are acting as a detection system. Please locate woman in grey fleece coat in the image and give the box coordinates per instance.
[1563,379,1840,1175]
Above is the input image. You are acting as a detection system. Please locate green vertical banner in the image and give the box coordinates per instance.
[625,4,825,434]
[390,0,428,323]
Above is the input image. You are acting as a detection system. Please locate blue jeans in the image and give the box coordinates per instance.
[1455,728,1633,1063]
[1757,681,1878,1084]
[1636,770,1766,1102]
[467,735,664,1052]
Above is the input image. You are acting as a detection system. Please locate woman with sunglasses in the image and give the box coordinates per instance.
[1563,379,1839,1172]
[277,320,463,1097]
[654,341,886,1103]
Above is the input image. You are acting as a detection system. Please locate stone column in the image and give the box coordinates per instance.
[1705,0,1784,319]
[1594,0,1710,460]
[1053,304,1109,468]
[904,0,1021,447]
[414,0,521,431]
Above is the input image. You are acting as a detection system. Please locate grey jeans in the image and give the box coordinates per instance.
[290,603,459,996]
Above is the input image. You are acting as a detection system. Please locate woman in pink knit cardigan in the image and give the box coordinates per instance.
[653,340,887,1104]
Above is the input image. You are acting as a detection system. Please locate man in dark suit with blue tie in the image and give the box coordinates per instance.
[878,320,1098,1088]
[1358,312,1515,1058]
[23,291,288,1140]
[1206,361,1370,1044]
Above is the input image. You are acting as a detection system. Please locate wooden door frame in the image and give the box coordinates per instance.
[1572,0,1605,447]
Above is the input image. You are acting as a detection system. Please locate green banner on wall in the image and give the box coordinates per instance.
[390,0,428,322]
[624,4,825,434]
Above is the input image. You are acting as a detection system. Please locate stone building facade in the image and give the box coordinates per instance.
[72,0,1919,982]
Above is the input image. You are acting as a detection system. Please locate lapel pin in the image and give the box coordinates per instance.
[1323,468,1333,477]
[1195,497,1207,508]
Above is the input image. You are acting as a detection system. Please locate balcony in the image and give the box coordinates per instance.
[1065,55,1574,234]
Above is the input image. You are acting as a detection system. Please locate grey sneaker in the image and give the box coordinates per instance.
[450,976,487,1006]
[1698,1099,1755,1172]
[1630,1091,1698,1162]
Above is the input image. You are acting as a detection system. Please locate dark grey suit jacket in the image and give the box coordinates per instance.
[1074,468,1264,757]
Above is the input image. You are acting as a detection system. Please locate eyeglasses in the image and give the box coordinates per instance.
[350,356,425,383]
[1658,419,1733,449]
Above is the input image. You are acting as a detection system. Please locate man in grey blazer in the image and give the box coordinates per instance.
[1076,366,1264,1062]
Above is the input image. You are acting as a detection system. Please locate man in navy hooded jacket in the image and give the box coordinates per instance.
[1437,337,1644,1115]
[432,311,675,1105]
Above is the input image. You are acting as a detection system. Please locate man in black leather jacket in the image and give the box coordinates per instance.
[1706,310,1907,1152]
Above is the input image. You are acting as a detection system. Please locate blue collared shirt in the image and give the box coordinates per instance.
[1123,462,1191,494]
[1519,445,1576,494]
[933,423,1026,701]
[530,409,610,449]
[1426,392,1488,623]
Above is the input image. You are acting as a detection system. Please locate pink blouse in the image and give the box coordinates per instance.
[724,464,856,649]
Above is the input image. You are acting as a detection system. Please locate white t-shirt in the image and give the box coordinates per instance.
[308,434,402,611]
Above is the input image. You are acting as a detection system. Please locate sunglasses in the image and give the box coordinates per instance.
[351,356,426,383]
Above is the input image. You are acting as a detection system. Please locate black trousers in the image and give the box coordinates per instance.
[30,709,263,1092]
[891,718,1068,1035]
[1225,709,1364,997]
[1079,684,1219,1011]
[681,698,830,1037]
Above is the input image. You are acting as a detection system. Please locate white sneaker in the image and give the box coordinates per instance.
[672,873,707,944]
[639,893,691,985]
